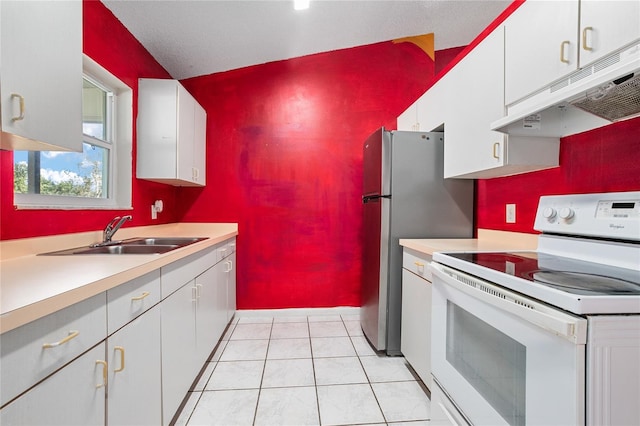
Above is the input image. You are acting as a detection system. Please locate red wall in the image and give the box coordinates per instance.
[477,116,640,233]
[0,1,177,240]
[178,43,436,309]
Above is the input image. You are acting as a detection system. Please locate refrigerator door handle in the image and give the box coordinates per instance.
[362,194,392,204]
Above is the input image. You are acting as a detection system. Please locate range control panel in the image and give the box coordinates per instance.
[534,191,640,241]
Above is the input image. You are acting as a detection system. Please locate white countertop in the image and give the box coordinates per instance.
[400,229,539,257]
[0,223,238,334]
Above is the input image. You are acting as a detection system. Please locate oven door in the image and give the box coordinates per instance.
[431,262,588,426]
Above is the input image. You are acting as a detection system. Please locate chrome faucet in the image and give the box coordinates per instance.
[101,215,133,245]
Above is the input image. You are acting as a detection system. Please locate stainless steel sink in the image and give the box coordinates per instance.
[122,237,207,246]
[39,237,208,255]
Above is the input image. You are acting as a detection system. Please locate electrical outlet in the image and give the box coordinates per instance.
[506,204,516,223]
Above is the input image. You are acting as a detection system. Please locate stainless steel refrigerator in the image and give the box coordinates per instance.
[361,127,474,355]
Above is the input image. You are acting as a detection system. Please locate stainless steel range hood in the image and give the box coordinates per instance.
[493,42,640,138]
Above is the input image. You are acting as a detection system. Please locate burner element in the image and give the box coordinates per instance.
[529,271,640,295]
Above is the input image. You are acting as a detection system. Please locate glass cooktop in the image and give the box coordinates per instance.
[445,252,640,296]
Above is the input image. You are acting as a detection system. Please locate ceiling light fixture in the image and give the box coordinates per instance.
[294,0,310,11]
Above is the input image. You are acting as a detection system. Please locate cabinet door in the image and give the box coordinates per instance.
[195,265,225,364]
[192,101,207,185]
[401,269,431,389]
[137,79,179,181]
[415,77,448,133]
[161,282,198,426]
[504,0,579,105]
[226,253,237,321]
[397,102,418,131]
[177,85,196,184]
[0,0,82,151]
[443,28,507,178]
[0,343,106,425]
[108,305,161,426]
[579,0,640,66]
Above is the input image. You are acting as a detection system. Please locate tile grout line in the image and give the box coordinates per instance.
[251,317,274,426]
[308,317,324,426]
[349,316,390,425]
[183,318,237,425]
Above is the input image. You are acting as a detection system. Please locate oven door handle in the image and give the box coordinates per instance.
[431,262,587,344]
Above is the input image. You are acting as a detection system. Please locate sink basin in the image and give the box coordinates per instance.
[74,245,180,255]
[122,237,207,246]
[39,236,208,256]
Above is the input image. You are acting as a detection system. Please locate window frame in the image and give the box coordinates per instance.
[14,55,133,210]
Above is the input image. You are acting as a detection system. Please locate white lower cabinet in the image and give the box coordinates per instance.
[107,304,162,426]
[160,241,237,425]
[161,281,199,425]
[198,261,228,355]
[0,238,237,426]
[0,293,107,408]
[401,249,432,390]
[0,343,107,425]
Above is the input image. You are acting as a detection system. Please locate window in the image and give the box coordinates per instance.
[13,56,132,210]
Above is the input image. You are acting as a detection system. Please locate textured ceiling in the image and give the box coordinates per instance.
[103,0,512,80]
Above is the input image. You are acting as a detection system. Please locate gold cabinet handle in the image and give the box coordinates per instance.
[582,26,593,51]
[492,142,500,159]
[43,330,79,348]
[96,360,108,388]
[10,94,25,121]
[414,261,424,267]
[131,291,150,301]
[114,346,125,373]
[560,40,571,64]
[414,261,425,274]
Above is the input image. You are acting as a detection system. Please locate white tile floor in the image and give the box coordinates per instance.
[174,313,431,426]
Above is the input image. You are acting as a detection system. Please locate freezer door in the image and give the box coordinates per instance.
[362,127,384,197]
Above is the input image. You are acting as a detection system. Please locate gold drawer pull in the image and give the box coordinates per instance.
[131,291,150,301]
[43,330,79,348]
[560,40,571,64]
[582,26,593,51]
[414,261,425,267]
[96,360,108,388]
[10,94,25,121]
[114,346,125,373]
[492,142,500,159]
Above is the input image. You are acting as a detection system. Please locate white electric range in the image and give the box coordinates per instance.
[429,191,640,426]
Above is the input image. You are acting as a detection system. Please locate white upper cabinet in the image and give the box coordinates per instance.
[504,1,579,105]
[0,1,83,151]
[443,27,560,178]
[397,102,420,131]
[579,0,640,66]
[137,79,207,186]
[397,76,449,133]
[505,0,640,106]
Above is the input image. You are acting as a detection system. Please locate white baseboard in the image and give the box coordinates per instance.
[236,306,360,319]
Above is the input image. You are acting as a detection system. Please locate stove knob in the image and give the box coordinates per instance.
[559,207,575,220]
[542,207,557,220]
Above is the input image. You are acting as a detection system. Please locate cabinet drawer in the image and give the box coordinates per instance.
[402,248,432,281]
[107,270,161,335]
[216,237,236,262]
[0,293,107,407]
[0,343,106,425]
[161,247,216,297]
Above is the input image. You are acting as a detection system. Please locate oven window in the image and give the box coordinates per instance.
[446,301,526,426]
